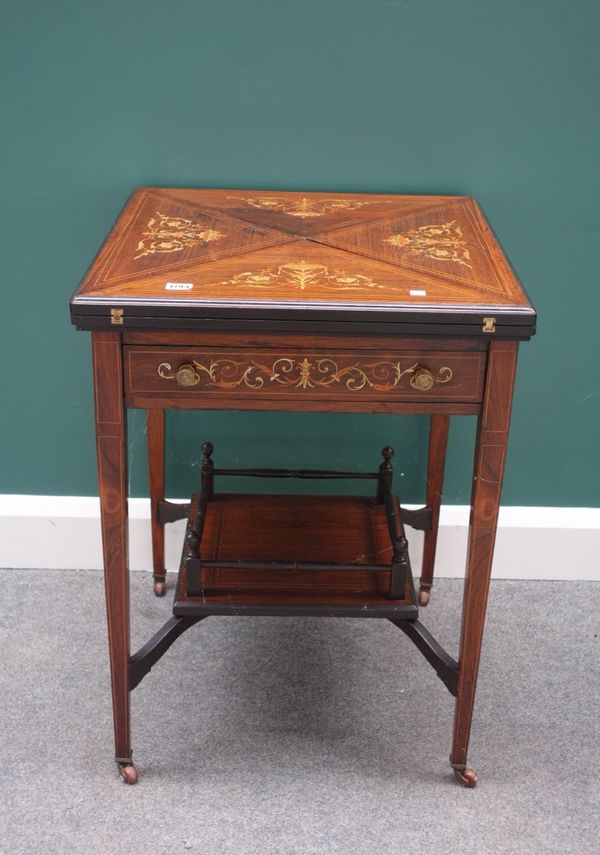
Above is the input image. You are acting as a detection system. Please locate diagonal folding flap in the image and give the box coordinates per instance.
[79,188,295,293]
[160,187,453,237]
[83,238,504,307]
[312,198,527,306]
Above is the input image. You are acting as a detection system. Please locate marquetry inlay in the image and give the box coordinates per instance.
[384,221,472,268]
[72,188,536,331]
[227,195,387,219]
[157,356,453,392]
[135,212,225,260]
[210,261,389,292]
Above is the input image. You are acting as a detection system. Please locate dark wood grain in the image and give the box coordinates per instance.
[70,187,536,335]
[147,409,166,596]
[123,331,489,351]
[312,197,527,307]
[92,331,131,767]
[419,414,450,605]
[128,395,482,415]
[124,347,486,403]
[450,340,519,775]
[74,186,535,785]
[173,493,418,617]
[160,186,448,237]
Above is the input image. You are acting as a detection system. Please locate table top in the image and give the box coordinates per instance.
[70,187,536,337]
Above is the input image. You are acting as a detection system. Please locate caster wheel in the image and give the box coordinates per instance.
[153,580,166,597]
[418,589,431,606]
[119,764,139,785]
[453,767,478,788]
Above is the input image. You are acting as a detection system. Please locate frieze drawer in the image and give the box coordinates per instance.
[124,348,487,402]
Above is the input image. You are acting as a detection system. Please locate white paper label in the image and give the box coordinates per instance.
[409,289,427,296]
[165,282,193,291]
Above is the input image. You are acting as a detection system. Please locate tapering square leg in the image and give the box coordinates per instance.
[147,409,166,597]
[419,414,449,606]
[450,341,519,787]
[92,332,137,784]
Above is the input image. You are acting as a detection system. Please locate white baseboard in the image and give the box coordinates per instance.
[0,495,598,581]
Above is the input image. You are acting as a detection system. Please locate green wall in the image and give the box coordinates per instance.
[1,0,598,506]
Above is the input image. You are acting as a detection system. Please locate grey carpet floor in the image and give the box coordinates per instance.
[0,571,598,855]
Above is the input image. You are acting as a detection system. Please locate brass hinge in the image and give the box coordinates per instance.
[110,308,124,325]
[482,317,496,333]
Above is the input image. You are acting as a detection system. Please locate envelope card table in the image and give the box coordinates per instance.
[70,187,536,786]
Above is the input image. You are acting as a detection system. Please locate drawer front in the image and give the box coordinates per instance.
[124,347,486,402]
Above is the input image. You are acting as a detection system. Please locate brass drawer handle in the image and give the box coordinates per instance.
[409,365,452,391]
[158,362,200,387]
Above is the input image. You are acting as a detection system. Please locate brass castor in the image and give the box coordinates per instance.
[453,767,478,788]
[119,764,139,785]
[153,580,166,597]
[418,588,431,606]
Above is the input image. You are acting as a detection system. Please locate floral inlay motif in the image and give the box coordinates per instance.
[157,357,453,392]
[227,195,387,219]
[384,221,472,268]
[134,212,225,259]
[213,261,388,292]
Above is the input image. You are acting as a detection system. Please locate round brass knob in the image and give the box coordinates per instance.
[410,366,434,392]
[175,364,199,387]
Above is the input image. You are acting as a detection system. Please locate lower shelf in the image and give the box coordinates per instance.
[173,493,419,619]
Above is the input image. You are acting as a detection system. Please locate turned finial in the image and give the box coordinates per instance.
[201,440,215,499]
[186,530,199,557]
[394,535,409,558]
[376,445,394,502]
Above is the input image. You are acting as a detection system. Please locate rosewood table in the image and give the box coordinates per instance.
[70,187,536,786]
